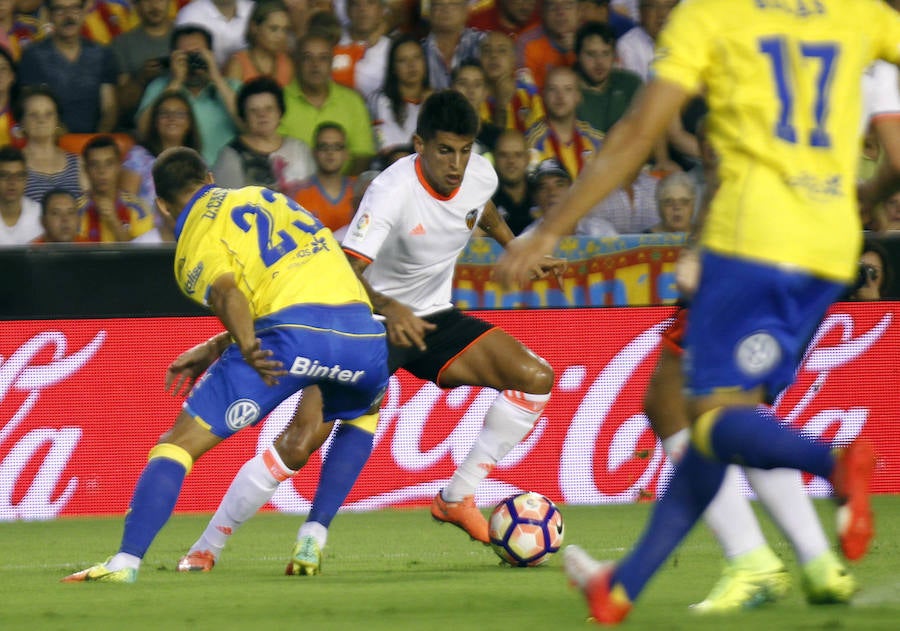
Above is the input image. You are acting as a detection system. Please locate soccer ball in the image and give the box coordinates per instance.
[488,492,564,567]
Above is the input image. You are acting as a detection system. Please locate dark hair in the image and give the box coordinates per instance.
[313,121,347,143]
[416,90,479,141]
[246,0,288,46]
[450,57,486,84]
[40,187,77,217]
[573,21,616,81]
[145,90,201,157]
[82,134,121,161]
[383,33,429,128]
[237,76,285,121]
[0,144,25,165]
[152,147,209,208]
[13,84,62,124]
[170,25,214,52]
[45,0,87,10]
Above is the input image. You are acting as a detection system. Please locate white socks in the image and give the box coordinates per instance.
[106,552,141,571]
[442,390,549,502]
[189,447,295,559]
[298,521,329,549]
[663,428,766,560]
[746,467,829,564]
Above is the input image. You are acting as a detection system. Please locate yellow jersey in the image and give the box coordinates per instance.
[173,185,370,319]
[653,0,900,282]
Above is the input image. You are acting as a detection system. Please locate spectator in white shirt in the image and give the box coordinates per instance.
[176,0,254,68]
[0,146,43,245]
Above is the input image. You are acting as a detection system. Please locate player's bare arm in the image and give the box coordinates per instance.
[346,254,436,350]
[858,116,900,218]
[494,78,691,288]
[165,331,233,397]
[207,273,286,385]
[478,200,567,283]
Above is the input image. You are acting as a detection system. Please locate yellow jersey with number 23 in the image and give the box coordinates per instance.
[173,185,371,319]
[653,0,900,282]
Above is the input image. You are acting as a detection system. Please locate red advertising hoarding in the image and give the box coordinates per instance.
[1,304,897,521]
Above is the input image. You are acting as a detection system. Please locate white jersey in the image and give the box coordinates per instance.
[862,61,900,131]
[342,153,498,316]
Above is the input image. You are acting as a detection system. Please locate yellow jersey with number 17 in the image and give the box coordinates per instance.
[652,0,900,282]
[173,185,371,319]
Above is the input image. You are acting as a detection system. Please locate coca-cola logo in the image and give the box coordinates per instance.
[0,331,105,521]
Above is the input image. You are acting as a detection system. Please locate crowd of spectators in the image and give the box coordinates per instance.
[0,0,893,278]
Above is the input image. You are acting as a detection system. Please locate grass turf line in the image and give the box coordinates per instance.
[1,498,898,630]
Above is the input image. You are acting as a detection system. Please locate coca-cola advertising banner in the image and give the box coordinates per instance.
[1,304,897,521]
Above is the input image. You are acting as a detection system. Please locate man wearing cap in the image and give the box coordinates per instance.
[532,157,618,237]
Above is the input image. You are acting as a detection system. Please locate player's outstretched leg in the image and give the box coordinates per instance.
[564,546,631,625]
[62,441,197,583]
[431,390,550,544]
[178,446,296,572]
[285,415,378,575]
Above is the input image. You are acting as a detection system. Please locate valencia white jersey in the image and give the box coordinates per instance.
[862,61,900,131]
[342,153,498,316]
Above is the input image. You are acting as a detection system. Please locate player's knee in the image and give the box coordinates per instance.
[148,443,194,474]
[273,423,319,469]
[524,355,554,394]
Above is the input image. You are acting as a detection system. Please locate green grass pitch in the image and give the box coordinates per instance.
[2,497,898,630]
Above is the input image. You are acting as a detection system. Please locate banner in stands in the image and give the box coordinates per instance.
[453,234,687,308]
[1,304,897,521]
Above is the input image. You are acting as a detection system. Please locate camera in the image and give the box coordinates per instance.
[186,51,208,72]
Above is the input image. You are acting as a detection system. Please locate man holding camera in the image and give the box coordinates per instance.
[136,25,240,165]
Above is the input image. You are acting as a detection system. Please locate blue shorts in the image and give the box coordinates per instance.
[186,303,389,438]
[683,252,847,401]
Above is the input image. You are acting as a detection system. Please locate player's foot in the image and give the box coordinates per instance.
[60,560,137,584]
[176,550,216,572]
[430,491,489,544]
[830,439,876,561]
[563,545,631,625]
[690,563,790,613]
[802,551,858,604]
[285,535,322,576]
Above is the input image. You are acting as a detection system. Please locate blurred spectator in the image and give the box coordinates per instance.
[576,165,658,234]
[0,145,41,244]
[450,59,501,155]
[467,0,540,40]
[175,0,253,68]
[884,191,900,231]
[19,0,118,133]
[579,0,637,38]
[307,7,343,45]
[214,76,315,192]
[492,128,536,235]
[136,25,240,165]
[479,31,543,132]
[121,91,201,214]
[279,32,375,175]
[645,171,694,233]
[77,135,155,242]
[0,46,17,147]
[531,156,617,236]
[370,33,430,158]
[517,0,579,90]
[17,86,86,203]
[610,0,638,20]
[225,0,294,87]
[574,21,641,134]
[616,0,677,82]
[33,188,84,243]
[112,0,174,133]
[526,65,603,179]
[423,0,484,90]
[332,0,391,102]
[852,239,893,301]
[0,0,42,60]
[292,121,355,233]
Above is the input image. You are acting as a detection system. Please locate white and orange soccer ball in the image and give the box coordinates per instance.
[488,492,564,567]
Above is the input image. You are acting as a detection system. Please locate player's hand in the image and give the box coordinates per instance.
[493,231,560,289]
[530,255,568,286]
[381,301,436,351]
[240,338,286,386]
[165,340,220,396]
[674,247,701,298]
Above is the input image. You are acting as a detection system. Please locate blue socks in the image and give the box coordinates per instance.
[307,422,374,528]
[707,406,834,479]
[120,457,188,558]
[613,446,726,601]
